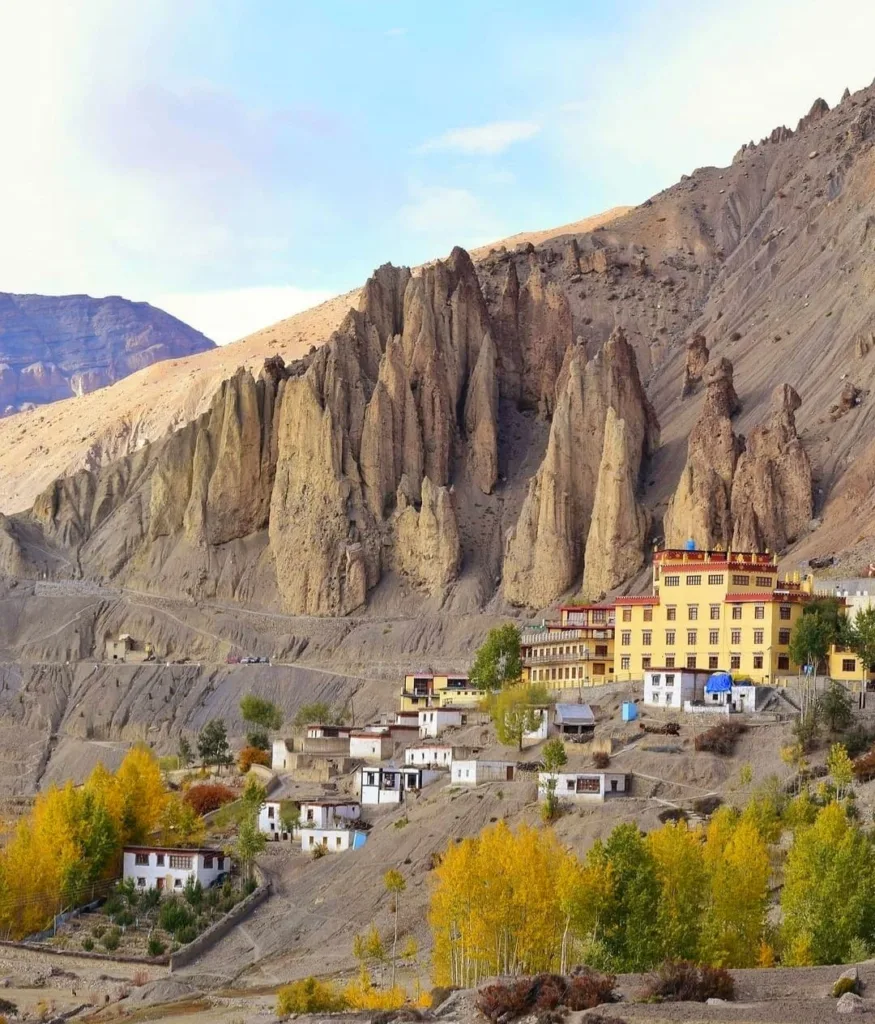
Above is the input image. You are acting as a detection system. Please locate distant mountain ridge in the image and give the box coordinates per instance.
[0,292,214,415]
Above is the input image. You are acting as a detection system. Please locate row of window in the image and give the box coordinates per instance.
[619,604,792,623]
[661,573,774,588]
[529,644,610,658]
[530,664,608,682]
[134,852,209,870]
[621,627,791,647]
[619,654,792,672]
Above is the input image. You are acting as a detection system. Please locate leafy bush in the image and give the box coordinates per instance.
[183,877,203,909]
[238,745,270,772]
[82,937,94,951]
[592,751,611,769]
[343,972,406,1010]
[311,843,328,859]
[101,928,121,952]
[158,897,193,933]
[694,721,747,755]
[844,728,875,759]
[103,895,123,916]
[834,976,859,997]
[853,748,875,782]
[183,782,237,815]
[140,887,161,911]
[643,961,735,1003]
[276,977,348,1015]
[147,936,166,957]
[175,924,198,945]
[113,909,134,927]
[91,924,106,939]
[243,877,257,896]
[476,972,616,1021]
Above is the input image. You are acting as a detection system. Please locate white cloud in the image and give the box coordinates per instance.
[154,286,334,345]
[417,120,541,156]
[397,184,505,252]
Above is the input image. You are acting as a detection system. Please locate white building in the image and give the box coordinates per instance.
[644,668,709,709]
[300,826,367,853]
[272,738,292,771]
[299,800,360,828]
[554,703,595,737]
[404,743,455,767]
[358,764,442,805]
[538,771,629,803]
[123,847,229,891]
[523,707,551,742]
[305,724,352,739]
[349,731,393,760]
[451,760,517,785]
[258,798,297,838]
[418,708,464,738]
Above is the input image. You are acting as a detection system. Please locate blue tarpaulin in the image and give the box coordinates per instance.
[705,671,732,693]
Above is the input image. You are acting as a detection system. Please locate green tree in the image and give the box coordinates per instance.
[587,823,661,971]
[384,869,406,988]
[177,735,193,768]
[817,682,854,733]
[197,719,232,768]
[827,742,854,801]
[242,775,268,812]
[542,738,568,773]
[849,606,875,685]
[230,810,266,883]
[240,694,283,732]
[293,701,342,729]
[279,801,300,836]
[490,683,549,751]
[789,613,833,676]
[469,624,523,691]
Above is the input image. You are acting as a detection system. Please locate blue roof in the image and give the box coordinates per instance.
[705,672,733,693]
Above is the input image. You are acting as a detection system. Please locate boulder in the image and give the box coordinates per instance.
[681,333,710,398]
[836,991,863,1014]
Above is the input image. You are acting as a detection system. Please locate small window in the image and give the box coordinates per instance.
[780,605,791,620]
[621,631,631,645]
[686,655,697,669]
[137,877,146,887]
[664,673,675,686]
[642,631,652,646]
[642,656,651,670]
[710,604,720,620]
[687,574,702,586]
[843,658,857,672]
[663,576,680,587]
[643,607,654,622]
[709,630,719,645]
[730,654,741,670]
[666,606,677,621]
[156,853,165,867]
[666,630,676,646]
[778,655,790,670]
[731,630,741,645]
[709,655,719,669]
[651,673,662,684]
[687,630,697,646]
[135,853,149,866]
[665,655,675,668]
[732,574,750,586]
[267,806,275,819]
[754,605,765,620]
[688,605,699,620]
[779,629,791,645]
[756,575,773,587]
[754,630,764,644]
[622,608,632,622]
[336,837,342,848]
[204,855,213,869]
[731,605,742,620]
[174,878,183,888]
[753,655,764,670]
[595,645,608,657]
[708,574,724,585]
[621,656,630,670]
[169,854,192,870]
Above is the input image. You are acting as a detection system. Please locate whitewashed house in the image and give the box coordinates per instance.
[272,738,292,771]
[305,724,352,740]
[418,708,464,738]
[523,707,551,742]
[349,730,393,760]
[554,703,595,738]
[123,847,229,891]
[451,760,517,785]
[538,771,629,803]
[300,825,367,853]
[404,743,455,768]
[297,799,365,853]
[644,668,709,709]
[357,764,442,805]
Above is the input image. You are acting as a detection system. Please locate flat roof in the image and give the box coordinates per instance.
[124,845,224,855]
[299,799,361,807]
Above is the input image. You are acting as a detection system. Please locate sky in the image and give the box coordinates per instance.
[2,1,875,344]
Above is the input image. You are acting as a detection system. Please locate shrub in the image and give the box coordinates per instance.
[175,925,198,945]
[113,909,134,927]
[140,887,161,911]
[853,748,875,782]
[311,844,328,859]
[238,746,270,772]
[132,970,150,987]
[101,928,121,952]
[476,972,616,1021]
[91,924,106,939]
[159,897,193,933]
[694,721,747,755]
[834,976,859,997]
[343,972,406,1011]
[183,877,204,909]
[643,961,735,1003]
[82,938,94,952]
[103,895,123,916]
[183,782,237,815]
[147,936,166,957]
[243,877,257,896]
[276,978,348,1015]
[592,751,610,769]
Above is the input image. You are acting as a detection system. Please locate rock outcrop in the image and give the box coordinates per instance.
[504,327,658,607]
[730,385,813,551]
[664,358,744,549]
[680,334,709,398]
[393,476,461,588]
[0,292,214,415]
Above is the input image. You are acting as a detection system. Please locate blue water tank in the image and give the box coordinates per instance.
[621,701,638,722]
[684,538,697,551]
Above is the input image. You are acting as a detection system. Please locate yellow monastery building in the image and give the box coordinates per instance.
[521,548,820,687]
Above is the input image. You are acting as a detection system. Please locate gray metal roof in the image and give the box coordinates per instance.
[554,703,595,724]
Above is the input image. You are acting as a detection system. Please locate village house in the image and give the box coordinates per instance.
[104,634,153,663]
[451,759,517,785]
[554,703,595,738]
[418,707,464,738]
[404,742,458,768]
[521,604,615,688]
[305,724,352,739]
[297,799,365,853]
[357,764,442,805]
[614,548,814,685]
[683,672,763,714]
[122,846,229,891]
[399,672,482,711]
[349,730,393,760]
[538,771,629,803]
[644,668,711,708]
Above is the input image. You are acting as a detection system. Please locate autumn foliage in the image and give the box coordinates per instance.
[476,972,616,1021]
[183,783,237,816]
[237,746,270,772]
[694,721,747,755]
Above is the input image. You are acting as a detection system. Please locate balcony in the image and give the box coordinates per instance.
[524,650,610,666]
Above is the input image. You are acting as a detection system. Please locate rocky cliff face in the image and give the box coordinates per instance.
[0,293,214,415]
[503,327,658,607]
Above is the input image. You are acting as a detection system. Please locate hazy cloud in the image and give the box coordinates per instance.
[417,120,541,156]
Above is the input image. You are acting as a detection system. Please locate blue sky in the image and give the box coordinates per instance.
[2,0,875,342]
